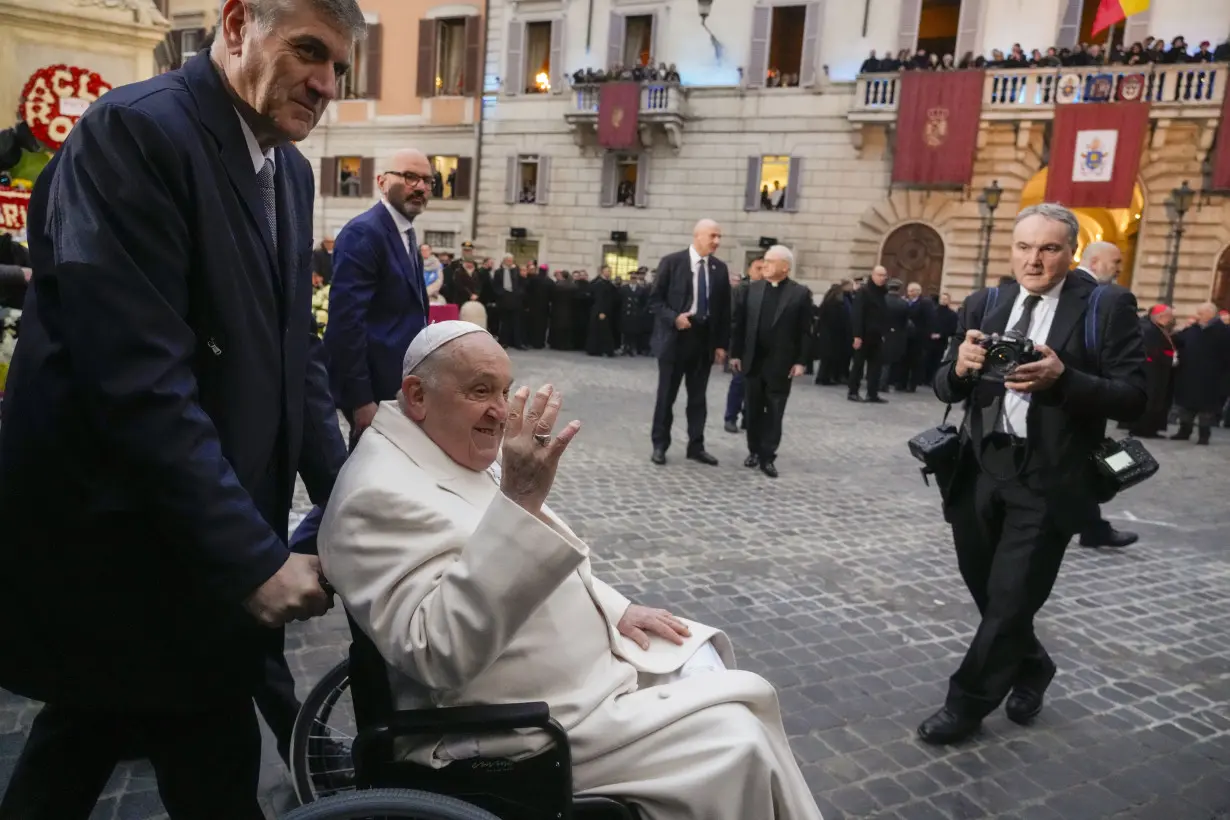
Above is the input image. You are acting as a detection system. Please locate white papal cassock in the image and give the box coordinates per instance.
[320,403,823,820]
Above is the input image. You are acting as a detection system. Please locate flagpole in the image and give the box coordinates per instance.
[1105,21,1116,62]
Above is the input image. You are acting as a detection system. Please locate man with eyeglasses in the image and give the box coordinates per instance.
[325,148,434,448]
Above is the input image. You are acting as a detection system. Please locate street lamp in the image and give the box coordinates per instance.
[1163,180,1194,305]
[697,0,723,61]
[976,180,1002,289]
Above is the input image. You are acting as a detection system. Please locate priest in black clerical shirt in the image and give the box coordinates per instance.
[729,245,813,478]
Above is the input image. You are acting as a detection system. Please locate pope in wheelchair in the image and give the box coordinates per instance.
[319,321,824,820]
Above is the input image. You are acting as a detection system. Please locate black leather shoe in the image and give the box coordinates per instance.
[1006,663,1056,725]
[847,393,862,402]
[917,708,981,745]
[865,396,888,404]
[760,460,778,478]
[1079,528,1138,548]
[724,420,739,434]
[744,454,759,468]
[687,450,719,466]
[651,449,666,465]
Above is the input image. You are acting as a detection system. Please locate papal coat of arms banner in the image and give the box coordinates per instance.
[1046,102,1150,208]
[892,70,985,187]
[1073,129,1118,183]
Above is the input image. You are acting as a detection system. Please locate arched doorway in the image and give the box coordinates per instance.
[879,223,945,296]
[1214,246,1230,310]
[1018,167,1144,288]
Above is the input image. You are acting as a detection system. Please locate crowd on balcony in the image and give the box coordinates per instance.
[571,61,682,85]
[860,35,1230,75]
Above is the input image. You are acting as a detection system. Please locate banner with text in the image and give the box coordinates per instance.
[1046,101,1150,208]
[892,70,985,187]
[1211,87,1230,191]
[598,82,640,150]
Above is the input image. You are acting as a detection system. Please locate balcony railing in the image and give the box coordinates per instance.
[569,83,683,117]
[851,62,1226,119]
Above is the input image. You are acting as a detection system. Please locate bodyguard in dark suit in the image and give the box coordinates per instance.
[917,204,1146,746]
[848,266,889,402]
[492,255,526,348]
[0,3,360,816]
[325,148,432,447]
[649,219,732,466]
[729,246,812,478]
[901,282,935,391]
[1071,247,1139,549]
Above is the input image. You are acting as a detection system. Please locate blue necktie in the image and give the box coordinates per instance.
[696,259,709,319]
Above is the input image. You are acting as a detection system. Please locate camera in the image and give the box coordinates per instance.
[978,331,1041,382]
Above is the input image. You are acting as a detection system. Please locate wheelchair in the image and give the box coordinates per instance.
[283,613,642,820]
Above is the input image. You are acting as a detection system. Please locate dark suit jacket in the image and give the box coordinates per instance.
[850,282,888,339]
[0,52,348,710]
[883,293,911,362]
[933,271,1147,532]
[324,202,427,412]
[648,249,731,360]
[491,265,523,309]
[730,278,813,381]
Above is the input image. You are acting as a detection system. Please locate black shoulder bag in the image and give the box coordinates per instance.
[1085,286,1159,502]
[907,288,1002,486]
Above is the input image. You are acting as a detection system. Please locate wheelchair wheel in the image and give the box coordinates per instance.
[291,658,357,804]
[281,787,501,819]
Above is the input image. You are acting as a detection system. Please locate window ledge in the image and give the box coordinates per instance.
[430,198,471,210]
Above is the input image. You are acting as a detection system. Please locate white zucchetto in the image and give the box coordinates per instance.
[401,320,489,379]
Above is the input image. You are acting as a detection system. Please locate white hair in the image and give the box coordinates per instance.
[764,245,794,270]
[1082,241,1119,264]
[224,0,368,38]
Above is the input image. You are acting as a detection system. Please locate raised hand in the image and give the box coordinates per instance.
[499,384,581,515]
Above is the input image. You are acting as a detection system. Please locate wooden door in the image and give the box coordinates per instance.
[879,223,945,296]
[1214,245,1230,310]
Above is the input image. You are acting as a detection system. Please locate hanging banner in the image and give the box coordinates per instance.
[1046,101,1150,208]
[1211,85,1230,191]
[598,82,640,150]
[21,65,112,151]
[892,70,985,187]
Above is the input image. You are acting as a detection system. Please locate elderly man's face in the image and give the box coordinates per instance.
[1012,214,1073,294]
[907,284,922,300]
[403,334,512,471]
[870,268,888,287]
[220,0,352,143]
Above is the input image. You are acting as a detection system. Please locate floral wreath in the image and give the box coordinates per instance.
[21,65,111,151]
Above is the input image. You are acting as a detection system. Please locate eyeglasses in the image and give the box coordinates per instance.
[382,170,431,188]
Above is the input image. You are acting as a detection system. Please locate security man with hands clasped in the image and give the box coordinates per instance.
[916,202,1147,746]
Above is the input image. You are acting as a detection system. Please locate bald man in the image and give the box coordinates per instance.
[325,148,434,447]
[1076,241,1121,285]
[1072,241,1138,549]
[648,219,733,465]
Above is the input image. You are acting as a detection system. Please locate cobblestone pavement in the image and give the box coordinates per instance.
[2,348,1228,820]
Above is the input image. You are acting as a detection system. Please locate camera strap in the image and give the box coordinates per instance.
[967,284,1031,482]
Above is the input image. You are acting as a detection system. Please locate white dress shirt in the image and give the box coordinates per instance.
[687,245,709,315]
[380,198,414,258]
[234,108,275,174]
[996,277,1064,437]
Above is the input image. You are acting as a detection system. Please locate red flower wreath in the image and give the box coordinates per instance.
[20,64,112,151]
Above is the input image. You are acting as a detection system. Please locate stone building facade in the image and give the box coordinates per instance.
[471,0,1230,315]
[293,0,487,252]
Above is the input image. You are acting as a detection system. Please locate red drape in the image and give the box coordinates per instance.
[1046,102,1150,209]
[429,304,460,324]
[598,82,640,150]
[1211,89,1230,191]
[891,70,985,187]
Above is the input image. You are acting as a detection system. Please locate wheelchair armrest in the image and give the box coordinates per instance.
[387,701,553,735]
[352,701,571,774]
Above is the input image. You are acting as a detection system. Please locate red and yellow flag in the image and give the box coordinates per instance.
[1092,0,1150,36]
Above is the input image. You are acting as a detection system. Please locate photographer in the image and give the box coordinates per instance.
[916,203,1147,746]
